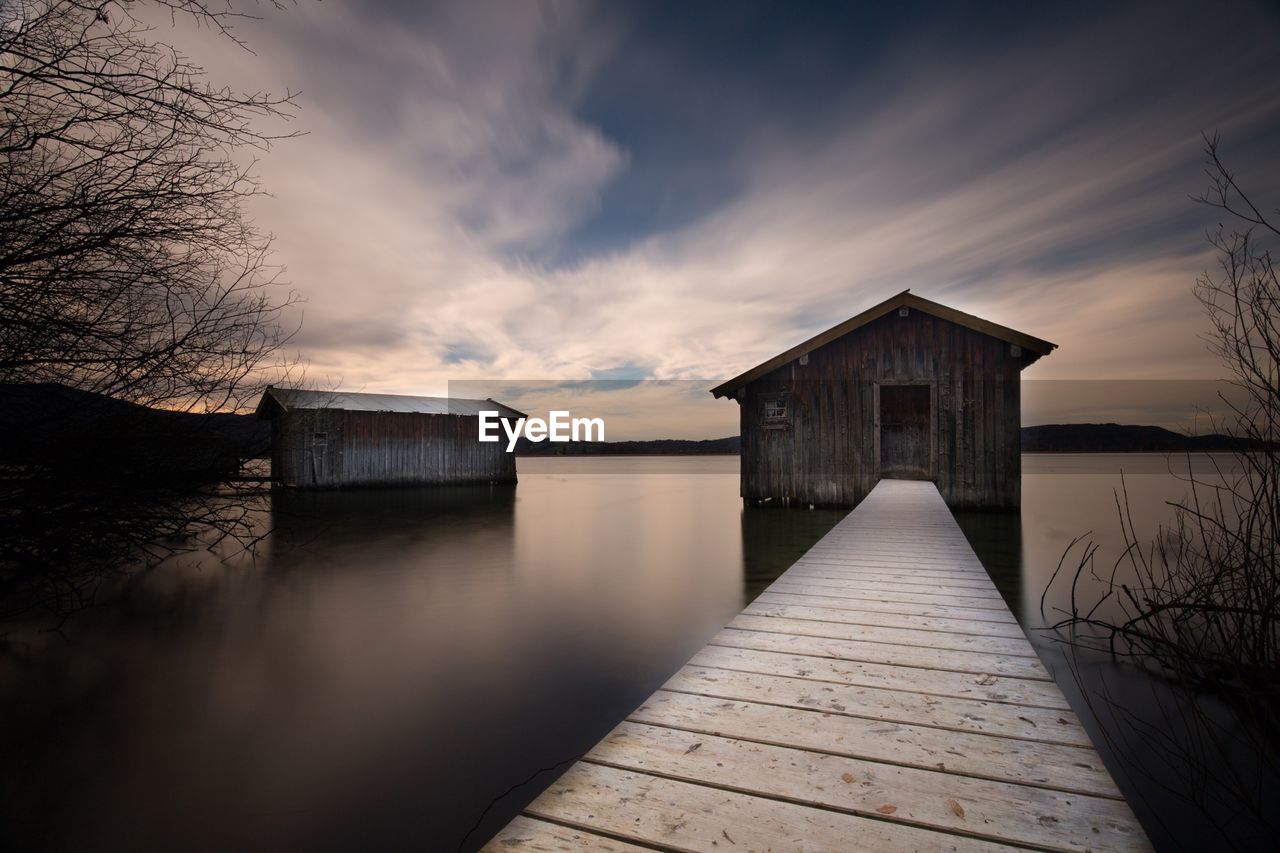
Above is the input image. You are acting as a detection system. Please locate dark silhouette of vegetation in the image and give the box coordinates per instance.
[1045,136,1279,848]
[0,1,298,622]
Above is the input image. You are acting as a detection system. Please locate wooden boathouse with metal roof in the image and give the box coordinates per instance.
[256,388,525,488]
[711,291,1056,509]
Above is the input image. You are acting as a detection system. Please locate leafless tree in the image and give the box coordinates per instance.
[1045,135,1279,847]
[0,0,300,410]
[0,1,300,621]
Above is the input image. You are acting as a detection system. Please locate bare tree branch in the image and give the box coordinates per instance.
[1044,135,1280,847]
[0,1,303,620]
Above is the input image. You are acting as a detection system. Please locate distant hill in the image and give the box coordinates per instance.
[1021,423,1258,453]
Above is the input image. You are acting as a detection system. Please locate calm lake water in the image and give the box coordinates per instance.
[0,454,1262,851]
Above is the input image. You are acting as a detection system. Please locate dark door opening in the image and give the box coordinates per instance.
[879,385,931,480]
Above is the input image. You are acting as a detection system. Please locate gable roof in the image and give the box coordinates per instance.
[710,290,1056,399]
[256,387,526,419]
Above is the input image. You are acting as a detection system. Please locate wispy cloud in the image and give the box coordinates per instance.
[162,1,1280,404]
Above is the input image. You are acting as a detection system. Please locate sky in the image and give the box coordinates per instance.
[166,0,1280,434]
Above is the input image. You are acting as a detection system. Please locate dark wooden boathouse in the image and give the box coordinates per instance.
[711,291,1056,509]
[256,388,525,488]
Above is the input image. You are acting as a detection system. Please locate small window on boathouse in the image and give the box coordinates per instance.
[762,396,789,427]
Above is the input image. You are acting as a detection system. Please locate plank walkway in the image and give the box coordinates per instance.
[483,480,1150,852]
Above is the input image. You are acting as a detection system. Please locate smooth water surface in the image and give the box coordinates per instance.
[0,457,840,851]
[0,454,1261,851]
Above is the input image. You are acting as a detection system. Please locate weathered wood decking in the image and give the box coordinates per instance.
[484,479,1150,852]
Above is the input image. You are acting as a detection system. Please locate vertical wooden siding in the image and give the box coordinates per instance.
[740,311,1023,509]
[270,410,516,488]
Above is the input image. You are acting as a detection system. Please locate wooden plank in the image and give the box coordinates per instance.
[525,761,1022,853]
[773,569,997,591]
[729,615,1037,659]
[793,558,993,578]
[687,645,1071,709]
[742,596,1029,637]
[766,577,1011,610]
[744,601,1026,638]
[800,543,985,555]
[783,568,1003,592]
[753,591,1019,625]
[481,816,653,852]
[794,558,991,575]
[794,557,994,575]
[661,665,1093,747]
[795,551,992,569]
[764,581,1016,613]
[587,723,1147,852]
[782,567,1003,593]
[712,628,1053,681]
[805,540,981,553]
[631,690,1120,798]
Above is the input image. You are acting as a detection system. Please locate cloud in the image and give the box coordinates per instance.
[158,1,1280,416]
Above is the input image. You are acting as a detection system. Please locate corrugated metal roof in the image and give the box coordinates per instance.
[257,387,526,419]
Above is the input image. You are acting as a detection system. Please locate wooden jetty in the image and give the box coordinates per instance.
[484,479,1150,852]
